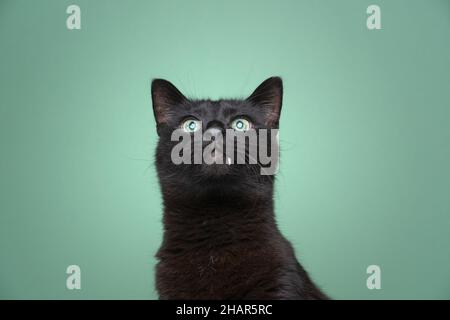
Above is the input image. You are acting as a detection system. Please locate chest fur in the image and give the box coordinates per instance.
[156,244,281,299]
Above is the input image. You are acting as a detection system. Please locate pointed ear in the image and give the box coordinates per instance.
[246,77,283,127]
[151,79,187,126]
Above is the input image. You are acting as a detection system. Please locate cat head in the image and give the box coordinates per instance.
[151,77,282,197]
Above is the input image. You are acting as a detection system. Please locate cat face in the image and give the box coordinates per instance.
[151,77,282,194]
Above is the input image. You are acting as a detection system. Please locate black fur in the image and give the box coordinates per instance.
[151,77,328,299]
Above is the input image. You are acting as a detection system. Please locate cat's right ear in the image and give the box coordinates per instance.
[151,79,187,132]
[246,77,283,127]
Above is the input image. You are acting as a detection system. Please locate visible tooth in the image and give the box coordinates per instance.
[226,157,231,165]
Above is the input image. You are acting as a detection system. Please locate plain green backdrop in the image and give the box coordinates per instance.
[0,0,449,299]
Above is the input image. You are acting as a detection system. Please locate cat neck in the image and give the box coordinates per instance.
[161,180,274,216]
[159,185,278,249]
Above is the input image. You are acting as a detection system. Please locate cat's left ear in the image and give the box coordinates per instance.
[246,77,283,127]
[151,79,188,130]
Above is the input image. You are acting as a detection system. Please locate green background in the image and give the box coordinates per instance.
[1,0,449,299]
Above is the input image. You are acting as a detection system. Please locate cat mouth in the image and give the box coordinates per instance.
[204,150,232,166]
[201,150,232,176]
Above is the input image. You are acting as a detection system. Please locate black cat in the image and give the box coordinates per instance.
[151,77,328,299]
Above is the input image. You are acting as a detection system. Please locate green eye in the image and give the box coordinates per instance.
[182,119,201,132]
[231,118,251,131]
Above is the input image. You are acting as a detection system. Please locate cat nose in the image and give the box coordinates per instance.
[205,120,224,131]
[204,127,222,140]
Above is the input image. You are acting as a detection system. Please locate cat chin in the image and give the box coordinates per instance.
[200,163,231,177]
